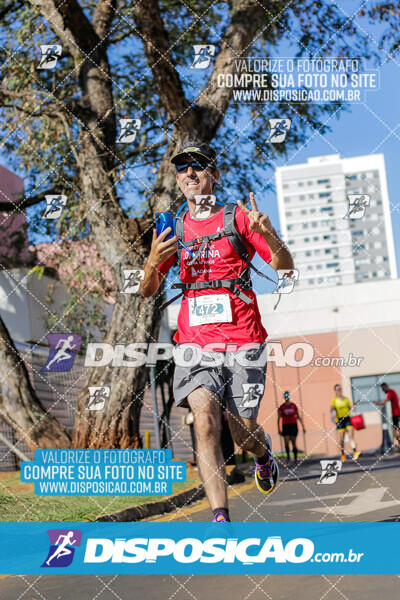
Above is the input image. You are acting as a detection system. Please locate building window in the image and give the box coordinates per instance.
[301,209,307,215]
[305,251,311,256]
[298,182,304,187]
[319,192,331,198]
[304,237,310,242]
[317,179,330,184]
[327,262,339,268]
[283,184,289,189]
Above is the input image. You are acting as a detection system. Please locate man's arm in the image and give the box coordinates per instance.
[140,228,178,298]
[297,409,306,432]
[277,411,282,434]
[375,398,387,407]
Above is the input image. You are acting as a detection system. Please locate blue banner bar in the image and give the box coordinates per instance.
[0,522,398,574]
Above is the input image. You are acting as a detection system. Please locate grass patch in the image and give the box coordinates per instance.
[0,466,201,522]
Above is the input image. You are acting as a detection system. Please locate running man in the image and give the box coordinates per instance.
[375,382,400,450]
[140,141,294,522]
[277,391,305,466]
[331,384,360,461]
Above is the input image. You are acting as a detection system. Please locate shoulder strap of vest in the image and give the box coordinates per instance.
[175,206,189,262]
[223,203,250,263]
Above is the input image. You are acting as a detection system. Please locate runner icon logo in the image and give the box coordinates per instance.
[343,194,370,220]
[267,118,291,143]
[43,195,67,219]
[317,460,342,485]
[41,529,82,568]
[117,118,141,143]
[41,334,82,373]
[193,194,216,219]
[273,269,299,294]
[121,269,145,294]
[38,45,62,69]
[242,383,264,408]
[86,386,110,411]
[191,45,216,69]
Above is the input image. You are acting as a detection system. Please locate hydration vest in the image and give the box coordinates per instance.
[161,202,275,310]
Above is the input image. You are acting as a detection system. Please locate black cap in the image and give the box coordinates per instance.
[170,141,217,167]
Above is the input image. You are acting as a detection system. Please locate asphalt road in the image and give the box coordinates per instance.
[1,455,399,600]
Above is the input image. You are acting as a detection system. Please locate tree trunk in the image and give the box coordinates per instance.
[72,289,163,448]
[0,315,71,449]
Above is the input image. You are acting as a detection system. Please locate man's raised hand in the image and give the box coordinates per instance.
[237,192,273,236]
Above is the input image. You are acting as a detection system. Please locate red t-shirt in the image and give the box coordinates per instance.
[278,402,299,424]
[387,389,400,417]
[159,206,272,348]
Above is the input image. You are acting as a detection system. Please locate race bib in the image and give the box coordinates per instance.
[188,294,232,326]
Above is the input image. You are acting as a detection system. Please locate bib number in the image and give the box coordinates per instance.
[188,294,232,326]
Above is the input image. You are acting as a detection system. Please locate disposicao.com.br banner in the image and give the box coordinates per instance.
[0,522,398,575]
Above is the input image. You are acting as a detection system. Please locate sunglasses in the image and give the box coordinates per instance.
[175,161,210,173]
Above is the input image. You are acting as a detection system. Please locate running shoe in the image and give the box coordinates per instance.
[341,453,346,462]
[212,513,229,523]
[352,450,361,461]
[254,432,279,494]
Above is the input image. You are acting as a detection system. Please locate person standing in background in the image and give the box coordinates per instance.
[375,383,400,451]
[278,391,305,466]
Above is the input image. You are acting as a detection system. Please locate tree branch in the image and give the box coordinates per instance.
[196,0,271,138]
[131,0,195,133]
[93,0,117,40]
[29,0,99,58]
[0,188,62,211]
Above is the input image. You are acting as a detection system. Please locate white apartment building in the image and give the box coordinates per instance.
[275,154,397,289]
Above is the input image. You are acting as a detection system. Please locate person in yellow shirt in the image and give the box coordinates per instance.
[331,384,361,462]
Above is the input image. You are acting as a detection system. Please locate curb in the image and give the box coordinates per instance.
[96,484,205,522]
[95,466,245,522]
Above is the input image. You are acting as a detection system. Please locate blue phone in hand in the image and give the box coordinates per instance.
[155,212,175,241]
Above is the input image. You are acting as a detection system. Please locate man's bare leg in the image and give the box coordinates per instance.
[187,387,227,510]
[226,411,267,458]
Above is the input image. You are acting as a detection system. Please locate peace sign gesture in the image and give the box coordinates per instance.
[237,192,273,236]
